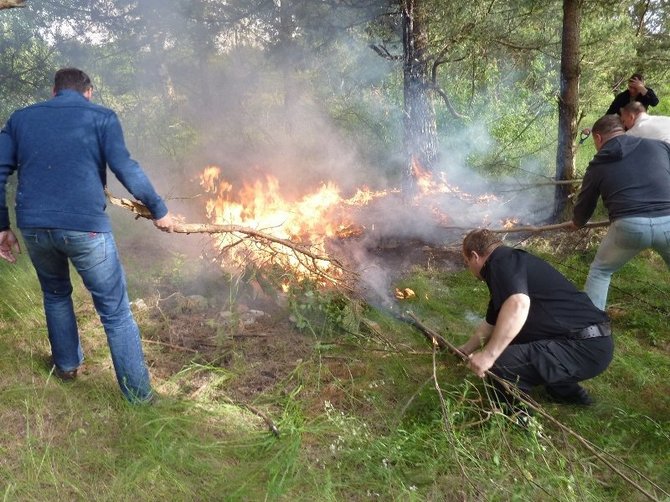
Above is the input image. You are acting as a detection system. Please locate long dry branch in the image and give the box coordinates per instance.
[442,219,610,234]
[489,220,610,234]
[106,191,345,271]
[402,310,666,502]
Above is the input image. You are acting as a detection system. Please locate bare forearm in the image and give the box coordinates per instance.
[482,294,529,359]
[466,294,530,377]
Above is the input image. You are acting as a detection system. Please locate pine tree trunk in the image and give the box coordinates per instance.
[278,0,297,125]
[553,0,581,221]
[402,0,438,193]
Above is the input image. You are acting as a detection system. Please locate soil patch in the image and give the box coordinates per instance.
[141,295,313,401]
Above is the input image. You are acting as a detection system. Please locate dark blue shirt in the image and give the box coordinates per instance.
[573,135,670,227]
[0,90,167,232]
[482,246,607,344]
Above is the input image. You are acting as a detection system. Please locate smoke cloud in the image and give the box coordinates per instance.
[54,2,558,305]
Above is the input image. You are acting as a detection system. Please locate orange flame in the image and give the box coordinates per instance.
[411,157,461,195]
[502,218,519,230]
[198,168,371,284]
[199,161,503,283]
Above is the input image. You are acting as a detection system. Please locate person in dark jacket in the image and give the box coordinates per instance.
[606,73,659,116]
[0,68,174,403]
[571,114,670,310]
[459,229,613,407]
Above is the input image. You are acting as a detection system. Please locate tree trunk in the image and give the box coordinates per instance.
[402,0,438,193]
[553,0,581,221]
[278,0,298,130]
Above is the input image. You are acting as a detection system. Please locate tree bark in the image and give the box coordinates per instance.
[553,0,581,221]
[278,0,298,119]
[402,0,438,192]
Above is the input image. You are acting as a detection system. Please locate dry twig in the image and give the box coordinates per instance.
[430,336,481,495]
[220,398,280,437]
[142,338,198,353]
[244,403,280,437]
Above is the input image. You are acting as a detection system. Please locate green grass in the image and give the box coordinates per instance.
[0,236,668,501]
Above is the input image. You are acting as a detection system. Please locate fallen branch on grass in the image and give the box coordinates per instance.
[106,190,353,284]
[428,332,480,494]
[244,403,280,437]
[222,398,280,437]
[402,310,667,502]
[142,338,199,353]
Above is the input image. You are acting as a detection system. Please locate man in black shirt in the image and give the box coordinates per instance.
[606,73,659,116]
[571,114,670,310]
[458,229,613,406]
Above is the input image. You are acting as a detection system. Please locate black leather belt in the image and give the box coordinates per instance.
[570,322,611,340]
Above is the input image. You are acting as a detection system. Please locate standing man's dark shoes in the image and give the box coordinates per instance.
[54,367,78,381]
[47,357,78,381]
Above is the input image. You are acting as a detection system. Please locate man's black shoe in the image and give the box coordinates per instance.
[47,357,78,381]
[54,367,78,381]
[545,384,593,406]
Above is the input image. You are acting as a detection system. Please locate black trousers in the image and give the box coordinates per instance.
[489,336,614,403]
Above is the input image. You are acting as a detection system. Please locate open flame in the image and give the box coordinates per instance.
[199,165,363,284]
[199,162,505,284]
[502,217,519,230]
[411,157,459,194]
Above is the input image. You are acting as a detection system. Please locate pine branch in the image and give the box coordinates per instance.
[105,190,353,281]
[440,220,610,234]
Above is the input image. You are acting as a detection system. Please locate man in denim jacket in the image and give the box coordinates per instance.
[0,68,174,403]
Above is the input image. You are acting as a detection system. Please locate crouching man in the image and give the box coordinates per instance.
[458,229,613,407]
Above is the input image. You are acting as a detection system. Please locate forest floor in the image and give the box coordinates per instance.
[0,226,668,501]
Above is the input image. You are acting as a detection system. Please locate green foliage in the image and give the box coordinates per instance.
[1,0,668,197]
[0,18,54,121]
[285,282,363,336]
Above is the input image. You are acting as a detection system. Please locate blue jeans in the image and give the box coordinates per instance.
[21,229,153,403]
[585,215,670,310]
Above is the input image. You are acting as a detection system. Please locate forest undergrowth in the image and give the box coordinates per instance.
[0,231,668,501]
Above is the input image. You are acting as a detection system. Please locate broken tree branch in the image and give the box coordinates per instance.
[106,190,349,275]
[222,397,280,437]
[402,310,666,502]
[489,220,610,234]
[244,403,280,437]
[369,44,402,61]
[441,220,610,234]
